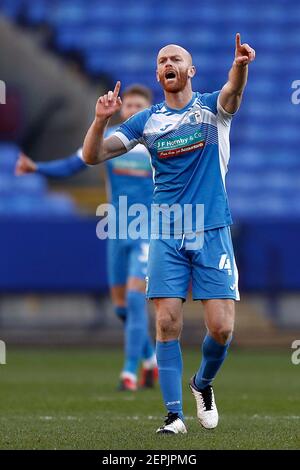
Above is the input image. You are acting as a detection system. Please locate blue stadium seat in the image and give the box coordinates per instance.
[0,143,20,173]
[14,174,47,195]
[22,0,50,25]
[49,2,86,27]
[0,174,47,196]
[42,193,76,214]
[0,194,75,216]
[0,140,77,216]
[55,26,85,50]
[0,0,23,20]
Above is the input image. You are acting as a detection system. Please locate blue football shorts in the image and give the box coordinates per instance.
[146,226,239,301]
[107,238,149,287]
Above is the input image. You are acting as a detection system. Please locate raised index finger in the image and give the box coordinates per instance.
[236,33,241,49]
[113,81,121,99]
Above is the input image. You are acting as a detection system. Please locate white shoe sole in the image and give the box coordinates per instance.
[156,419,187,434]
[189,382,219,429]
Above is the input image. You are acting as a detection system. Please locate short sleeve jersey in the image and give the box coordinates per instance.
[114,91,234,235]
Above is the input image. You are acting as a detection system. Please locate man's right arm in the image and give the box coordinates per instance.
[83,81,127,165]
[83,117,126,165]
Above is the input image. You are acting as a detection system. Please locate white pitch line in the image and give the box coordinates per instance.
[251,414,300,420]
[39,416,80,421]
[95,396,136,402]
[113,415,197,421]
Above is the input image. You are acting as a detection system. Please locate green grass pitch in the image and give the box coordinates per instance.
[0,348,299,450]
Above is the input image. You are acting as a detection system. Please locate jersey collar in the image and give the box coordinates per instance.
[164,92,196,114]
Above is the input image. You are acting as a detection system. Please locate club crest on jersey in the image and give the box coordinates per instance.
[189,110,202,125]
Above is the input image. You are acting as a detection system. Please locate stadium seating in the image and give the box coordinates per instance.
[1,0,299,222]
[0,142,76,216]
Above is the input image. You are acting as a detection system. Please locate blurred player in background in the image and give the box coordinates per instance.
[15,84,158,391]
[82,34,255,434]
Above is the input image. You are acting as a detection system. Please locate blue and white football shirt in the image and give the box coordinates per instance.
[114,91,233,235]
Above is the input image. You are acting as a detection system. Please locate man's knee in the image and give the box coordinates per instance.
[157,314,179,337]
[154,299,183,340]
[127,276,146,293]
[209,324,233,345]
[204,299,235,345]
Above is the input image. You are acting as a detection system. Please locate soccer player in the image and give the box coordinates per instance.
[82,33,255,434]
[15,84,158,391]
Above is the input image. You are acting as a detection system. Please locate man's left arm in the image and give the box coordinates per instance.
[219,33,255,114]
